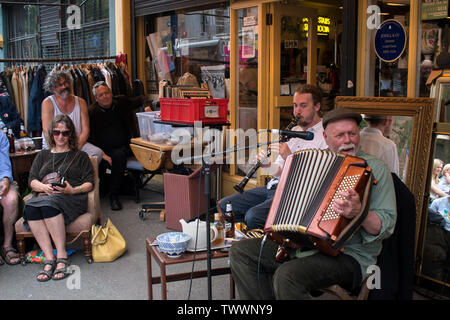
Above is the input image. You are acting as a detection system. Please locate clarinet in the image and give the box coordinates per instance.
[233,117,299,193]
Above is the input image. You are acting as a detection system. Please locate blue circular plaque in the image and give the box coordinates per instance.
[374,19,407,62]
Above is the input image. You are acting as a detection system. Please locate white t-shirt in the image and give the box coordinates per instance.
[359,127,399,175]
[266,120,328,189]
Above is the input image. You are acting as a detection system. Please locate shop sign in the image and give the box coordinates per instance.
[302,16,331,38]
[421,0,449,21]
[374,19,407,62]
[243,16,257,27]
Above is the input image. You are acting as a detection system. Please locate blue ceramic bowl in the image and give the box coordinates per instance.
[156,232,191,258]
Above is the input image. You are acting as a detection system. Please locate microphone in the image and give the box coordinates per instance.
[268,129,314,140]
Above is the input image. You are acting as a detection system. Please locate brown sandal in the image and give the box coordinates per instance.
[0,247,21,265]
[53,258,71,281]
[36,260,56,282]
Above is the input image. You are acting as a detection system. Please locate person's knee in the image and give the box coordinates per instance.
[272,265,309,299]
[1,190,19,213]
[229,239,256,272]
[244,208,267,229]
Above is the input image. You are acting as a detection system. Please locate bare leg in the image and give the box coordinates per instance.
[1,189,19,264]
[43,214,68,279]
[28,219,56,281]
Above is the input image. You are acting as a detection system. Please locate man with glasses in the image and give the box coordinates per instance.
[88,81,148,211]
[41,71,103,165]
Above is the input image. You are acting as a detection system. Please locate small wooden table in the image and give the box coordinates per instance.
[146,237,235,300]
[130,138,175,172]
[9,150,39,194]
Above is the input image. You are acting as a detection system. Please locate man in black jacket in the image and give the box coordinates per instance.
[88,81,146,210]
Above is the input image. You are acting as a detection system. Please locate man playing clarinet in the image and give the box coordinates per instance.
[218,84,328,229]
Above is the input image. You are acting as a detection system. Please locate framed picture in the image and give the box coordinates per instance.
[430,73,450,123]
[335,96,435,257]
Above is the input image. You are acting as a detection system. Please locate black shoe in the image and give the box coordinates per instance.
[110,195,122,211]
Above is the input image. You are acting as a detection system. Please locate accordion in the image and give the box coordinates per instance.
[264,149,374,260]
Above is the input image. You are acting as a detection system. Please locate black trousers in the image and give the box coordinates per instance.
[99,146,130,196]
[229,237,360,300]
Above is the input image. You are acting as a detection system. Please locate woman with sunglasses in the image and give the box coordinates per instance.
[23,114,94,282]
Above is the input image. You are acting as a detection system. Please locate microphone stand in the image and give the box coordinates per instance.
[202,158,213,300]
[176,139,278,300]
[176,127,311,299]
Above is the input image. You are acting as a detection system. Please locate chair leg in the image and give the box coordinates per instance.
[16,236,27,266]
[83,232,93,264]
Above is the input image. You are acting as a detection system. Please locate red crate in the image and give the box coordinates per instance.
[160,98,228,124]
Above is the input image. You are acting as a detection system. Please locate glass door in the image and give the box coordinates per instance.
[269,3,318,130]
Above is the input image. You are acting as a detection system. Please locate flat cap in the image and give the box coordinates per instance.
[322,108,362,129]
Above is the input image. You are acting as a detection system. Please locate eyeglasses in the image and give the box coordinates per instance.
[52,130,70,137]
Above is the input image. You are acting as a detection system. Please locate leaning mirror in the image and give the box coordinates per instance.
[335,97,435,258]
[416,122,450,298]
[430,72,450,123]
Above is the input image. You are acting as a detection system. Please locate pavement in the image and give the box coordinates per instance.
[0,178,433,301]
[0,179,231,300]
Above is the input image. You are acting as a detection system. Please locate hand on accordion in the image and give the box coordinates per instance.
[332,189,362,220]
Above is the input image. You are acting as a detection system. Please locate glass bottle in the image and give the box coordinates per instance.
[212,212,225,247]
[224,201,235,238]
[7,128,15,153]
[19,124,27,138]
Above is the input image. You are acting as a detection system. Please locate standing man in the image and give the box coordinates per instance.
[88,81,147,211]
[218,84,328,229]
[0,130,20,265]
[41,71,103,164]
[229,108,397,300]
[360,114,399,175]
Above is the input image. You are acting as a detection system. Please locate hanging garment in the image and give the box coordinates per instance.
[0,96,22,136]
[27,65,48,132]
[20,68,29,130]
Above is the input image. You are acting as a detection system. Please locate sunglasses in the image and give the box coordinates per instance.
[52,130,70,137]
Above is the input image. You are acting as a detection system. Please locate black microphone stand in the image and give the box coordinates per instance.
[175,128,312,300]
[202,158,213,300]
[176,139,278,300]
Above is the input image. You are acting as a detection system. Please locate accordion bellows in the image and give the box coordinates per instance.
[264,149,373,256]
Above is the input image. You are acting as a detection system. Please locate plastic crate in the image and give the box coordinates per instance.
[136,111,175,142]
[160,98,228,124]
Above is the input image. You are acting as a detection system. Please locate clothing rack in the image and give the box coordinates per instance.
[0,56,120,63]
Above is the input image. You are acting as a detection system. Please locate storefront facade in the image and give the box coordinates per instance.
[129,0,449,297]
[0,0,447,298]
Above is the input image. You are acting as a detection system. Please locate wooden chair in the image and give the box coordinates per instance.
[14,156,102,265]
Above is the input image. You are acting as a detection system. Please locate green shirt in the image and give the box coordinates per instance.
[343,150,397,280]
[293,150,397,283]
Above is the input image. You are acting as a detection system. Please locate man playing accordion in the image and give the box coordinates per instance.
[218,84,328,229]
[229,108,397,300]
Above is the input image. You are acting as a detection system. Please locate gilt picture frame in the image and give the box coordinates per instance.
[335,96,435,256]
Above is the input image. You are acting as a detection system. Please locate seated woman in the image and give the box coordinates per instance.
[437,163,450,194]
[24,114,94,282]
[430,159,448,202]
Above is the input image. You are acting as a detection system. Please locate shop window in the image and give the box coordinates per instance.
[366,1,410,97]
[145,7,230,97]
[235,7,258,176]
[4,1,110,60]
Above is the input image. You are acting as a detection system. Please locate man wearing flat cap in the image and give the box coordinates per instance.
[229,108,397,300]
